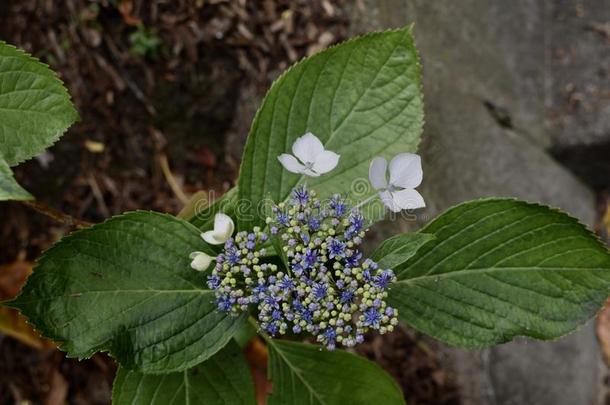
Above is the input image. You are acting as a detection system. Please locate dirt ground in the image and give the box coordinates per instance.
[0,1,461,404]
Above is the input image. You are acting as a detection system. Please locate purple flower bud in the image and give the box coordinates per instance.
[292,186,309,205]
[330,195,346,216]
[363,308,382,328]
[328,238,346,259]
[312,283,327,300]
[340,289,355,303]
[207,274,221,289]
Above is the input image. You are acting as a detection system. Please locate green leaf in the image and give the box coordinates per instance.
[0,156,32,200]
[371,233,435,269]
[0,41,78,166]
[237,26,423,228]
[188,187,239,230]
[233,320,258,348]
[267,340,405,405]
[387,198,610,348]
[9,211,244,373]
[112,340,255,405]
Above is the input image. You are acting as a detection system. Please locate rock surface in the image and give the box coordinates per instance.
[547,0,610,189]
[548,0,610,149]
[351,0,604,404]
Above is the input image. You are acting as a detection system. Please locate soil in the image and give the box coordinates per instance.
[357,328,461,405]
[0,1,460,404]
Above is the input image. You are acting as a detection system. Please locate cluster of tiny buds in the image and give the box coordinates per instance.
[207,229,270,314]
[208,186,399,350]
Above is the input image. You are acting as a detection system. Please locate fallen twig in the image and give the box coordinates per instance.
[158,153,190,205]
[20,200,92,229]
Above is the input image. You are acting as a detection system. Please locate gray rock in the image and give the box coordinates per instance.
[548,0,610,149]
[351,0,551,148]
[488,324,602,405]
[351,0,604,404]
[547,0,610,189]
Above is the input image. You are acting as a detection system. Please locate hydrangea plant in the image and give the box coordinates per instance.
[2,26,610,404]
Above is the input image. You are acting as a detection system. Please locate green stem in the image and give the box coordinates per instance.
[249,316,272,344]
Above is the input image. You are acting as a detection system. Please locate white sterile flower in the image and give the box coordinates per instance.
[201,213,234,245]
[277,132,340,177]
[369,153,425,213]
[190,251,213,271]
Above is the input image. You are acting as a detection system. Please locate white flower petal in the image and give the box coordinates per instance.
[388,153,423,189]
[213,213,234,241]
[391,188,426,210]
[278,153,306,174]
[369,157,388,190]
[292,132,324,164]
[202,230,226,245]
[379,190,401,212]
[189,251,213,271]
[312,150,340,174]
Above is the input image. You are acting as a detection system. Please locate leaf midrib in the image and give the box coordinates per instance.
[269,341,328,405]
[273,30,409,203]
[70,289,211,294]
[184,370,191,405]
[397,265,610,285]
[13,288,212,305]
[297,40,403,190]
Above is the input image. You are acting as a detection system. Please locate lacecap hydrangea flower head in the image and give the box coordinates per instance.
[193,133,425,350]
[206,186,398,350]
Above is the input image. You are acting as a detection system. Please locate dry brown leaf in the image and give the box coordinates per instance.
[84,140,106,153]
[596,298,610,365]
[117,0,142,26]
[0,308,53,350]
[176,190,210,220]
[245,338,272,405]
[603,203,610,235]
[0,260,32,300]
[0,261,54,349]
[597,204,610,364]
